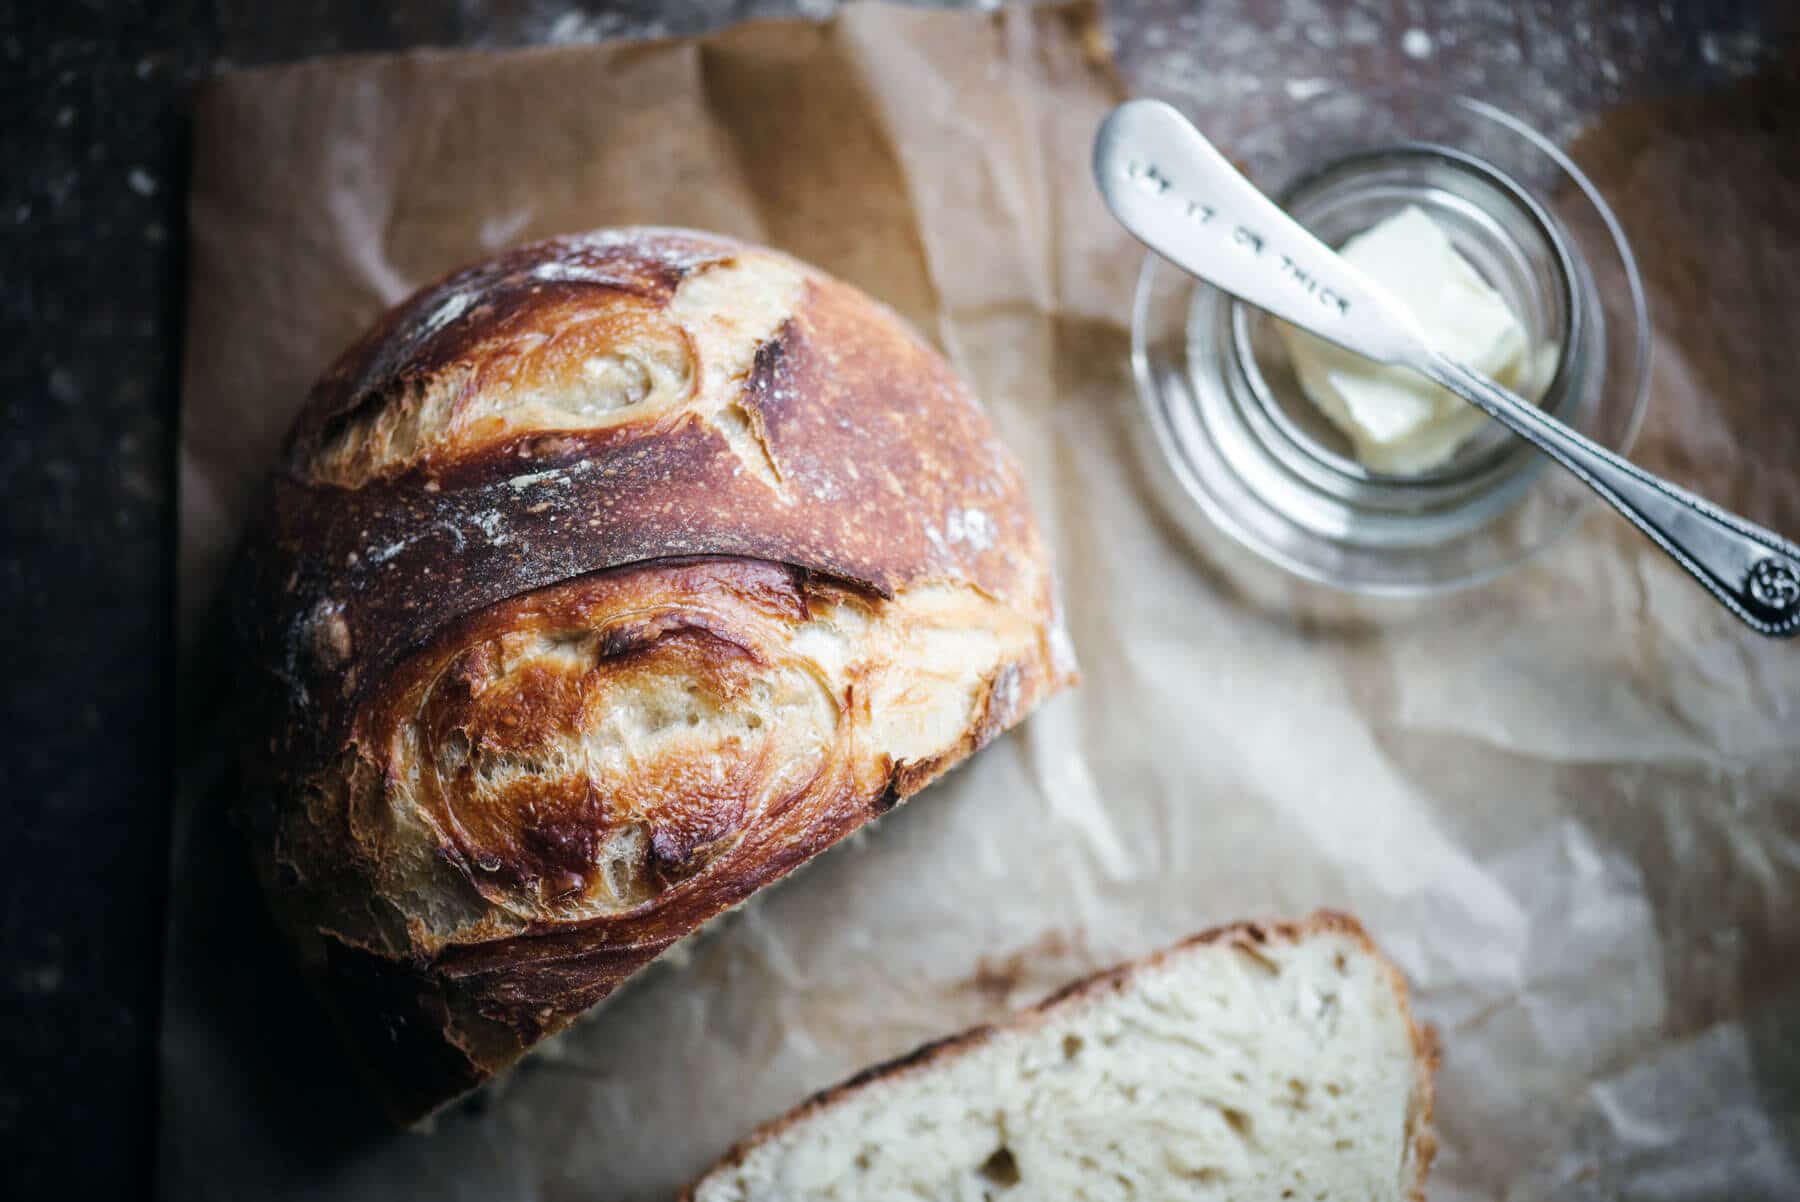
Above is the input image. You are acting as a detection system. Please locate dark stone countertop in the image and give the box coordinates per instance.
[0,1,1787,1196]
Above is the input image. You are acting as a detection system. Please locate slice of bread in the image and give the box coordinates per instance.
[687,912,1436,1202]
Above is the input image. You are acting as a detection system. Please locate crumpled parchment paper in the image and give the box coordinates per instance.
[163,5,1800,1199]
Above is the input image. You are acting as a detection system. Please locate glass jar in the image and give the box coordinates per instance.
[1132,90,1650,594]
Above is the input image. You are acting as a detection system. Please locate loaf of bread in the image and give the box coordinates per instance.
[232,228,1072,1120]
[687,913,1436,1202]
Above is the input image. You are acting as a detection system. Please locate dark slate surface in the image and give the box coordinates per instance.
[0,1,1787,1198]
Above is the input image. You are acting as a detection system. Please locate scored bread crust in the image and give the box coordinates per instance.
[684,911,1438,1201]
[233,228,1072,1121]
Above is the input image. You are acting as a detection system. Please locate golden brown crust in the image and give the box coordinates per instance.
[233,228,1070,1120]
[682,911,1437,1201]
[240,230,1047,771]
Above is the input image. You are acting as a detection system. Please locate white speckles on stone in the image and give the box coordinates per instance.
[1341,9,1381,46]
[367,539,409,565]
[543,10,637,44]
[1401,28,1433,59]
[1699,29,1765,73]
[16,963,64,994]
[47,366,79,404]
[127,166,157,196]
[1284,77,1333,101]
[546,11,586,42]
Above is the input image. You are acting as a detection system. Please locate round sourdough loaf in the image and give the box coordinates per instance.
[232,228,1072,1120]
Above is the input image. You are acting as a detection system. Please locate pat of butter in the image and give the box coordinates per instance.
[1279,205,1546,475]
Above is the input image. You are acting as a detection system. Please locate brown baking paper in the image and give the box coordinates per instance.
[164,6,1800,1199]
